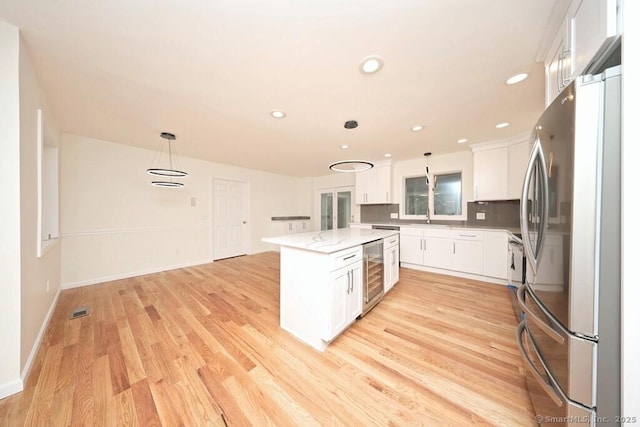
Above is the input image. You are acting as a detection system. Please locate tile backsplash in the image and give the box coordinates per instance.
[466,199,520,227]
[360,204,399,223]
[360,200,521,228]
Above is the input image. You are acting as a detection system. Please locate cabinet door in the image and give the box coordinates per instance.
[355,168,371,204]
[544,23,568,107]
[399,234,423,265]
[483,231,508,279]
[346,262,363,320]
[451,239,483,275]
[571,0,618,77]
[508,141,532,199]
[325,265,350,341]
[294,221,309,233]
[473,148,508,200]
[424,237,451,269]
[372,163,391,203]
[384,246,400,292]
[283,222,295,234]
[355,162,391,204]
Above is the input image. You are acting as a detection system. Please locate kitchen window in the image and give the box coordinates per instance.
[402,171,463,220]
[37,109,59,257]
[433,172,462,216]
[404,176,429,216]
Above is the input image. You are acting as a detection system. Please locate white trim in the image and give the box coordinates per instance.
[20,287,61,385]
[62,223,209,237]
[0,378,23,400]
[469,131,531,152]
[61,258,212,289]
[400,262,508,286]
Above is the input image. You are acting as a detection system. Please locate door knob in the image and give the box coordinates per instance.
[243,221,247,224]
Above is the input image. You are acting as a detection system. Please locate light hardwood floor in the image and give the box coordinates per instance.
[0,252,536,426]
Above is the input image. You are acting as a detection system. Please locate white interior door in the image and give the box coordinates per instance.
[213,179,248,260]
[319,187,354,231]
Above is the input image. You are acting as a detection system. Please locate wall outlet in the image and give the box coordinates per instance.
[476,212,486,220]
[190,197,197,207]
[390,213,399,219]
[46,279,50,293]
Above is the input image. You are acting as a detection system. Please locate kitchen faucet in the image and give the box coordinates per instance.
[426,206,431,224]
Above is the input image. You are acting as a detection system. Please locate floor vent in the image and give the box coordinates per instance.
[70,306,90,320]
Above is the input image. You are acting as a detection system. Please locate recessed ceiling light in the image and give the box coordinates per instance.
[384,153,392,158]
[271,111,286,118]
[411,125,424,132]
[340,144,350,149]
[457,138,468,144]
[506,73,529,85]
[496,122,510,129]
[359,55,384,74]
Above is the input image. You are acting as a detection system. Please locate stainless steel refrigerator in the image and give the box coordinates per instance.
[516,64,621,425]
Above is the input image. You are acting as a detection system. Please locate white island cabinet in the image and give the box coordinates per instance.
[263,228,399,351]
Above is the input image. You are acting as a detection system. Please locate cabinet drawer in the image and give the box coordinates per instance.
[400,227,423,237]
[383,234,399,250]
[450,229,484,241]
[330,246,363,271]
[423,228,450,239]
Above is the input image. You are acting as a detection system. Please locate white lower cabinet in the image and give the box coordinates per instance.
[423,236,451,270]
[399,231,424,265]
[325,261,362,341]
[400,227,452,269]
[400,226,510,284]
[483,231,508,279]
[280,245,363,351]
[450,230,483,275]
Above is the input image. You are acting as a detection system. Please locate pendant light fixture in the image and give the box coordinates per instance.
[329,120,374,173]
[147,132,188,188]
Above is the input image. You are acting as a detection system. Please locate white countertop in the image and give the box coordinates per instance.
[351,222,521,235]
[262,228,398,254]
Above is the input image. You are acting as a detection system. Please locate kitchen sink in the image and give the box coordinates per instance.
[408,223,450,228]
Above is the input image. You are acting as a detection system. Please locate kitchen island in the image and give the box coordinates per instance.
[263,228,399,351]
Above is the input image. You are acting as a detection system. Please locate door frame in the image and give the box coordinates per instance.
[211,178,251,261]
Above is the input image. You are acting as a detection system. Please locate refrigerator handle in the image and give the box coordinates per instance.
[516,322,563,407]
[520,135,550,275]
[516,285,565,345]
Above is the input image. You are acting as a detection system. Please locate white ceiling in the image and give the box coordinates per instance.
[1,0,557,177]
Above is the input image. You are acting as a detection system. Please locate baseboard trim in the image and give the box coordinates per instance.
[400,263,508,286]
[0,378,23,400]
[18,287,62,394]
[61,259,213,289]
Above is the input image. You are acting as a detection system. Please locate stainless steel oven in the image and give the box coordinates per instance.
[508,234,526,286]
[508,233,526,322]
[361,239,384,316]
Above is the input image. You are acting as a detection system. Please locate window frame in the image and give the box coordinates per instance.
[400,170,466,221]
[37,109,59,258]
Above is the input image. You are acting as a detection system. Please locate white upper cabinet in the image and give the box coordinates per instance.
[355,161,392,204]
[544,0,620,106]
[472,139,531,201]
[473,147,508,201]
[544,21,571,107]
[507,140,532,199]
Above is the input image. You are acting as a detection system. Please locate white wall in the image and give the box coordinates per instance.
[18,33,62,378]
[0,22,23,398]
[60,134,308,288]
